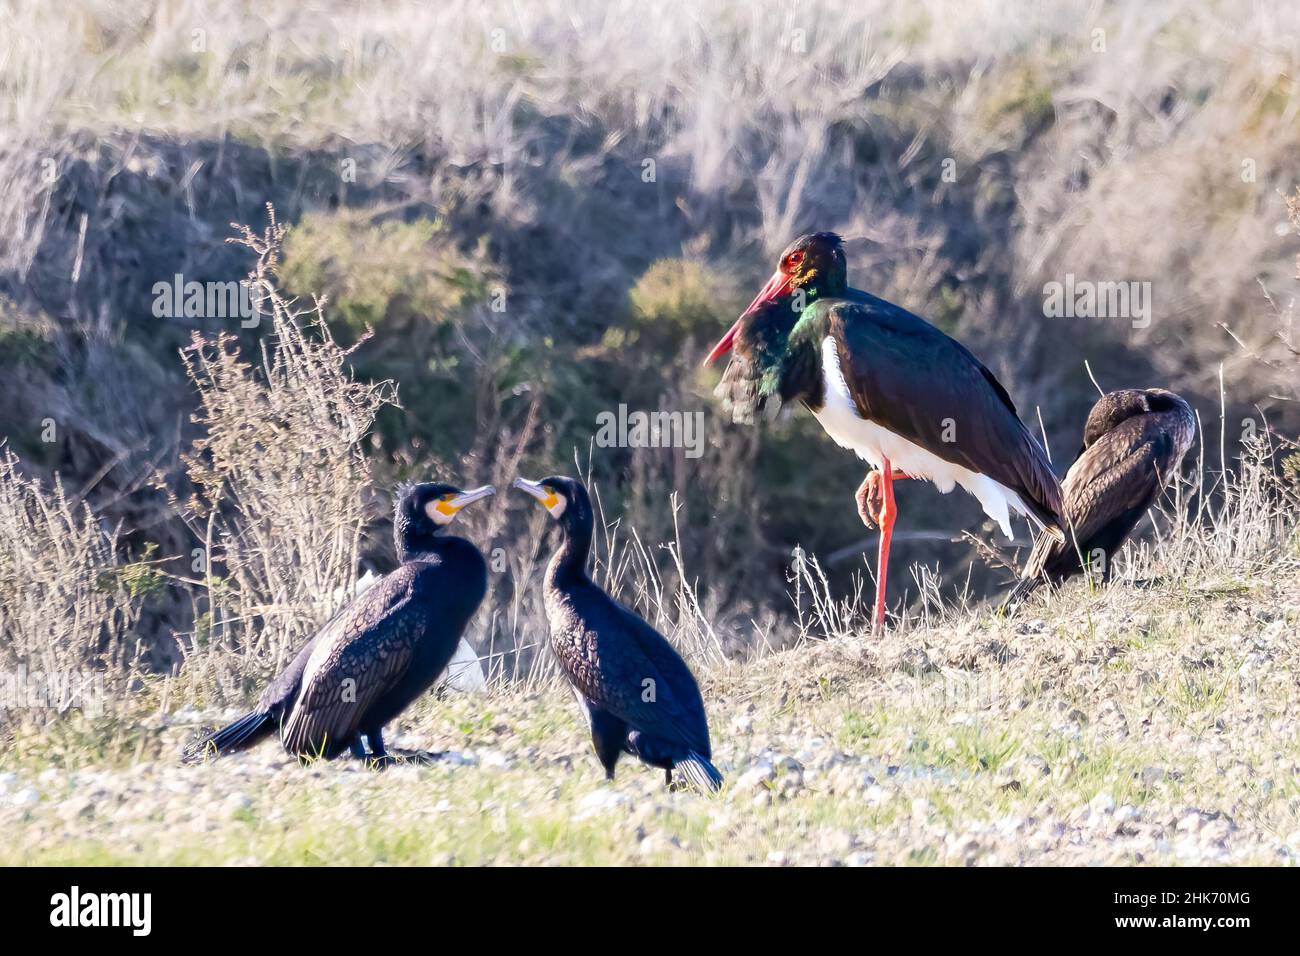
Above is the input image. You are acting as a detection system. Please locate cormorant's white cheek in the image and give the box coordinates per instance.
[547,494,568,519]
[425,500,457,525]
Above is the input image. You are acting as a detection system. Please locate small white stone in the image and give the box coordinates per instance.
[1238,651,1269,676]
[1089,791,1116,815]
[950,835,979,863]
[575,788,631,819]
[57,796,94,821]
[734,763,776,793]
[224,792,253,814]
[441,750,480,767]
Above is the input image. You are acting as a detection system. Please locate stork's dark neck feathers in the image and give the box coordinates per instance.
[726,294,831,412]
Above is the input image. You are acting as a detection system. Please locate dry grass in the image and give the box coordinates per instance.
[170,208,395,700]
[0,447,144,715]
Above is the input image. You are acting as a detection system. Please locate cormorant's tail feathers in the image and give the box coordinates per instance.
[182,711,274,763]
[675,752,724,794]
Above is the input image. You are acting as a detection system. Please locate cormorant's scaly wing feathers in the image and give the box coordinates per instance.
[1020,415,1180,583]
[1064,434,1175,543]
[280,566,427,757]
[560,596,712,757]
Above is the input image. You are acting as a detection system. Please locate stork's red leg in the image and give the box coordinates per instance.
[872,458,898,635]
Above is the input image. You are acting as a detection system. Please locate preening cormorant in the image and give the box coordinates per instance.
[513,475,723,793]
[706,231,1063,633]
[183,482,494,765]
[1004,388,1195,610]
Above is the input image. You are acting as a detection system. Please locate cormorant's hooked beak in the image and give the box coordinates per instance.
[443,484,497,513]
[512,477,559,511]
[704,268,795,365]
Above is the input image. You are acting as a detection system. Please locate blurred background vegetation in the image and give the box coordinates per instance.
[1,0,1297,682]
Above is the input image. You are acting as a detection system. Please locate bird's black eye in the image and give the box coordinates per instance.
[785,250,805,270]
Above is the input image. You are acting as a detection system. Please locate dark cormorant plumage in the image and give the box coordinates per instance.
[513,475,723,793]
[1004,388,1195,611]
[183,481,494,765]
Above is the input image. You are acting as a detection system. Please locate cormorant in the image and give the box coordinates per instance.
[706,232,1063,633]
[513,475,723,793]
[1003,388,1195,610]
[183,481,495,766]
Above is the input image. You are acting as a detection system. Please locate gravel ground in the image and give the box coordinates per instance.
[2,563,1298,865]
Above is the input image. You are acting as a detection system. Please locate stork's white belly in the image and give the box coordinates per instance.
[813,337,1029,540]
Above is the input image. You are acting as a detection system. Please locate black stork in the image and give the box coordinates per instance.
[1003,387,1195,610]
[706,232,1064,633]
[513,475,723,793]
[183,481,495,766]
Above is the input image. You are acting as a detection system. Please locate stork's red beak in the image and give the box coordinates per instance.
[704,320,742,365]
[704,269,795,365]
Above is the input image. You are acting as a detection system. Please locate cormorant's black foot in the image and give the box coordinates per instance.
[358,730,395,770]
